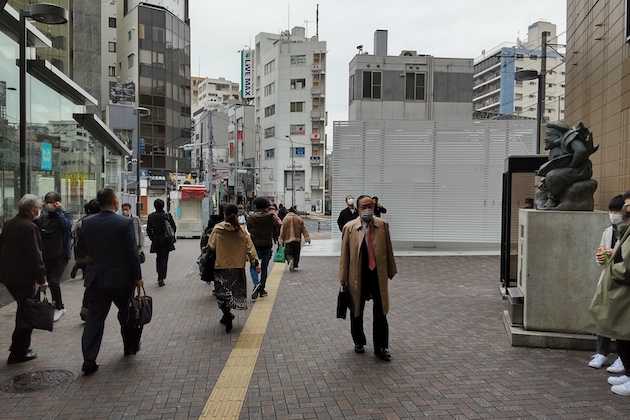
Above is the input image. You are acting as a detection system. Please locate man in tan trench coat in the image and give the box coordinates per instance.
[339,195,397,361]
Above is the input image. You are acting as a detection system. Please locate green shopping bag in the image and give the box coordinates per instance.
[273,246,285,263]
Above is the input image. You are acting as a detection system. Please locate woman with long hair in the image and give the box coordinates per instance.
[208,204,260,332]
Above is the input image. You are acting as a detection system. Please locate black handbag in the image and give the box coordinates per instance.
[22,288,54,331]
[336,287,351,319]
[198,247,215,283]
[129,286,152,327]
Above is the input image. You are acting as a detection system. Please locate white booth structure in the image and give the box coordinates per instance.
[173,184,207,238]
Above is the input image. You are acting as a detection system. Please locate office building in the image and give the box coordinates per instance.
[117,0,191,193]
[565,0,629,209]
[473,21,565,120]
[348,30,473,121]
[254,26,326,212]
[192,76,240,112]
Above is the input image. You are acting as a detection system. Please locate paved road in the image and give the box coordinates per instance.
[0,240,629,419]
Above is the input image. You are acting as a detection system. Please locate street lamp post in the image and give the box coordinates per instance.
[18,3,68,198]
[285,135,295,208]
[136,107,151,217]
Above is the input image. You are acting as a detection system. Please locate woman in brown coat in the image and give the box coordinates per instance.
[208,204,259,332]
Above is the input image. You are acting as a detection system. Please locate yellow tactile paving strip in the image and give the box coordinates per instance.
[199,263,285,420]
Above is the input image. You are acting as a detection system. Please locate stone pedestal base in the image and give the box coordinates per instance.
[508,209,609,349]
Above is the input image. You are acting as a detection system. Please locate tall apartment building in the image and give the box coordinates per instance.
[565,0,630,209]
[117,0,191,192]
[192,77,240,111]
[349,30,473,121]
[473,21,565,120]
[254,26,326,212]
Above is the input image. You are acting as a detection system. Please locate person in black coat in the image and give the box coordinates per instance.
[337,195,359,232]
[78,189,142,375]
[146,198,176,287]
[0,195,47,365]
[373,196,387,218]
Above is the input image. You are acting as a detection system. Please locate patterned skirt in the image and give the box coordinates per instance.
[214,268,248,311]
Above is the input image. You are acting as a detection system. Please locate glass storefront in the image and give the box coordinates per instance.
[0,29,117,223]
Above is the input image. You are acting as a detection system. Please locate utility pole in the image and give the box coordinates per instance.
[536,30,550,154]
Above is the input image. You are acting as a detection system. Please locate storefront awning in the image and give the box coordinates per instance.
[28,59,97,106]
[73,113,132,157]
[180,185,208,201]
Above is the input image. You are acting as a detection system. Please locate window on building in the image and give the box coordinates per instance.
[362,71,382,99]
[108,17,117,28]
[405,73,425,100]
[264,126,275,138]
[290,102,304,112]
[290,55,306,65]
[128,30,132,41]
[290,124,305,135]
[291,78,306,89]
[108,66,116,77]
[264,82,275,96]
[264,59,275,75]
[128,53,135,69]
[291,147,306,157]
[264,104,275,117]
[265,149,275,159]
[108,41,116,53]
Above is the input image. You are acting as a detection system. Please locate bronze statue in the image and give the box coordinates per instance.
[535,121,599,211]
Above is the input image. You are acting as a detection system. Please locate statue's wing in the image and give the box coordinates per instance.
[537,154,572,177]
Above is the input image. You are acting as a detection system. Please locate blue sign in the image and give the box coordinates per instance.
[294,147,305,157]
[41,142,52,171]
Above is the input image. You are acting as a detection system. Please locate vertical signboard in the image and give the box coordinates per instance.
[240,49,254,99]
[40,142,53,171]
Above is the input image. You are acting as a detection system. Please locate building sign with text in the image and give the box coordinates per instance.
[240,49,254,99]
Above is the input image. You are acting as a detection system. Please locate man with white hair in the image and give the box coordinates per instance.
[0,195,47,365]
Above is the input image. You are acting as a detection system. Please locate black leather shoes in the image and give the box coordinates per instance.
[7,350,37,365]
[375,349,392,362]
[82,360,99,376]
[354,345,366,354]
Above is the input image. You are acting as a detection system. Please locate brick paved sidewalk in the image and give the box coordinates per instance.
[0,239,247,420]
[241,256,630,420]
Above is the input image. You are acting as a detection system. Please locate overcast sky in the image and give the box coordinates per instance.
[190,0,566,144]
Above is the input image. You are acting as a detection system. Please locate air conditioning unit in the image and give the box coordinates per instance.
[400,50,418,57]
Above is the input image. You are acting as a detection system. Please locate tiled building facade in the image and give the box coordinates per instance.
[565,0,630,208]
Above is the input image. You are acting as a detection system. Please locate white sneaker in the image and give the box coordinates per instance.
[53,309,65,322]
[589,353,609,369]
[608,375,630,386]
[608,357,625,374]
[611,381,630,396]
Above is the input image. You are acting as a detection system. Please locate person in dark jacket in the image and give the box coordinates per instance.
[278,204,288,220]
[201,205,224,251]
[34,191,72,322]
[337,195,358,232]
[373,196,387,218]
[79,188,142,375]
[247,197,281,299]
[146,198,176,287]
[0,195,47,364]
[71,199,101,322]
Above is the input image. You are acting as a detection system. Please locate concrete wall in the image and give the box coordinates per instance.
[565,0,628,210]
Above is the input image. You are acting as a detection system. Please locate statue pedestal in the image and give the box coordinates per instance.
[504,209,608,349]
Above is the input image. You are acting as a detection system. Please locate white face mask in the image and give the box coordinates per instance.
[360,208,374,222]
[610,212,624,226]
